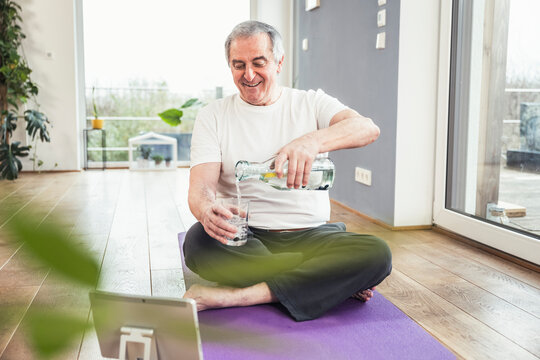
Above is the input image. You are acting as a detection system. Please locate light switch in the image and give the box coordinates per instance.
[377,9,386,27]
[378,0,386,6]
[305,0,320,11]
[376,32,386,49]
[302,38,309,51]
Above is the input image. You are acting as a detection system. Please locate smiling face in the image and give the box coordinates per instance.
[229,33,284,106]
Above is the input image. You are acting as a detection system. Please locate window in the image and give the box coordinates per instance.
[82,0,250,166]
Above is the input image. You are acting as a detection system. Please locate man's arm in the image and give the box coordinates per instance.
[274,109,380,189]
[188,163,238,244]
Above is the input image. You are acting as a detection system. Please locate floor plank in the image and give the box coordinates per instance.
[171,168,197,230]
[97,172,150,296]
[144,172,184,272]
[0,286,39,357]
[152,269,186,298]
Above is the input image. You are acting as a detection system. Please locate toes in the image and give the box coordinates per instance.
[352,293,368,302]
[351,289,375,302]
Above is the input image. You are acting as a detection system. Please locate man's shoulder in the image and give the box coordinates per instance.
[285,88,335,103]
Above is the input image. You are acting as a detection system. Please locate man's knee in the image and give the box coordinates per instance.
[349,235,392,276]
[183,222,215,271]
[370,236,392,276]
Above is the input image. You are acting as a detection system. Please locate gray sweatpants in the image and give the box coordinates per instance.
[183,222,392,321]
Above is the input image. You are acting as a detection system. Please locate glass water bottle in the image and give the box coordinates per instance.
[235,155,335,190]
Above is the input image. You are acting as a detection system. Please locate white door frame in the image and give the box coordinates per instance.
[433,0,540,265]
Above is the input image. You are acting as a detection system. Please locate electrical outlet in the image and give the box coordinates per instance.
[355,167,372,186]
[377,9,386,27]
[376,31,386,49]
[305,0,320,11]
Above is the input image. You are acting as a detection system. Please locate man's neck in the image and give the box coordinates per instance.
[242,86,284,106]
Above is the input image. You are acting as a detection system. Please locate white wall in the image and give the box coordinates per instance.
[250,0,294,87]
[393,0,441,226]
[14,0,81,171]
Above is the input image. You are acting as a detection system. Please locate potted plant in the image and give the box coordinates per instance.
[137,145,152,168]
[0,1,51,180]
[165,156,172,167]
[91,87,103,129]
[152,154,164,167]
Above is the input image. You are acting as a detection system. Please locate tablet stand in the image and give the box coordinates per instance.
[119,326,158,360]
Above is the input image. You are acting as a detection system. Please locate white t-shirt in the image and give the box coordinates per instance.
[190,87,348,229]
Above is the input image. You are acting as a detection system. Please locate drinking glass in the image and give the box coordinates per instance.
[220,198,249,246]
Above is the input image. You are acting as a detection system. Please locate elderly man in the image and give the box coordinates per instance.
[183,21,391,321]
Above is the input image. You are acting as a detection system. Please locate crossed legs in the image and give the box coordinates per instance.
[182,222,392,321]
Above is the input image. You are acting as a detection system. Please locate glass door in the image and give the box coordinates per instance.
[434,0,540,265]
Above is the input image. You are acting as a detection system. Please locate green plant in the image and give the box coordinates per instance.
[158,97,200,127]
[152,154,164,165]
[92,86,99,120]
[138,145,152,159]
[0,1,51,180]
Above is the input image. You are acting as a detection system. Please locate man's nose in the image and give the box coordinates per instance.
[244,66,256,82]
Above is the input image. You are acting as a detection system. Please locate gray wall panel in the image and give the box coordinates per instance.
[294,0,400,225]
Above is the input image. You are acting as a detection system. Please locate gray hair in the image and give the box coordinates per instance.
[225,20,284,65]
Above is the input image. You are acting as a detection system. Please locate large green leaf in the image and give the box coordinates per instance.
[24,109,50,142]
[0,112,18,142]
[180,97,199,108]
[158,108,183,126]
[0,141,29,180]
[158,98,200,127]
[5,209,100,287]
[25,309,89,359]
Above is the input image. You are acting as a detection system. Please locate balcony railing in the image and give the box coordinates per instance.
[84,116,193,168]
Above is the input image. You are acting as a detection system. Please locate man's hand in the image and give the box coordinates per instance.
[200,202,239,245]
[274,133,320,189]
[273,109,380,189]
[189,163,239,244]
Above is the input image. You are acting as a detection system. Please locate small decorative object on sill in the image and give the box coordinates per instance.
[91,87,104,129]
[152,154,164,166]
[91,118,103,129]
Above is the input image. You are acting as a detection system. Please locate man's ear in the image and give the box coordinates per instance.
[276,55,284,73]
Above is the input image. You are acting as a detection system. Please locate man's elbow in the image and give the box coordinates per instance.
[362,118,380,145]
[370,123,381,143]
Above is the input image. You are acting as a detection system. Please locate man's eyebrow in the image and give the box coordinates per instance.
[252,56,267,62]
[231,60,245,65]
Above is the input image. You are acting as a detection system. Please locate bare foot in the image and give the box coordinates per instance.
[183,282,277,311]
[183,284,236,311]
[351,287,376,302]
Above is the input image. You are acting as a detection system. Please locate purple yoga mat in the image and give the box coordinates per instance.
[179,232,456,360]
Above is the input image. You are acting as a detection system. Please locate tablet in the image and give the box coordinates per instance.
[89,290,203,360]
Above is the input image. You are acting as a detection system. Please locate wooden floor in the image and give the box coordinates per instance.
[0,170,539,359]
